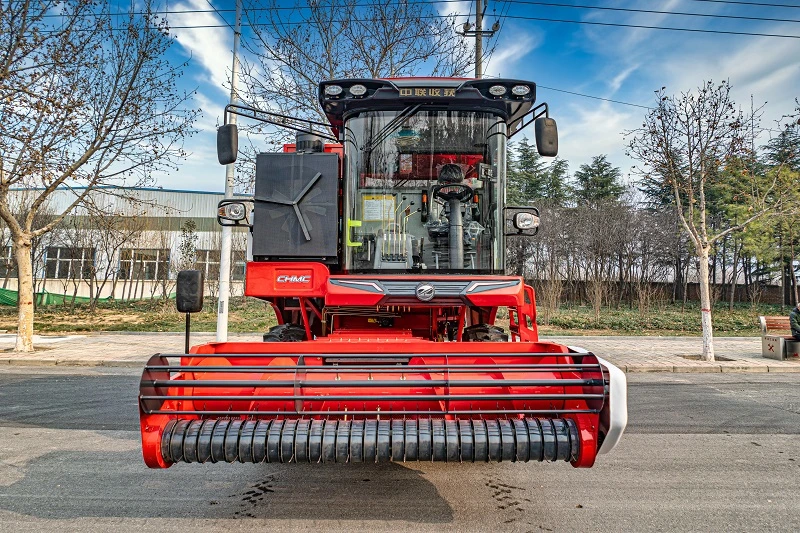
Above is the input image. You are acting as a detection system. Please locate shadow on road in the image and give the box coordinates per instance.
[0,446,454,523]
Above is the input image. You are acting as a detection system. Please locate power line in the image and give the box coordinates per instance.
[41,0,800,20]
[203,0,234,31]
[480,70,653,108]
[39,18,800,40]
[32,2,800,38]
[158,14,800,39]
[675,0,800,8]
[498,12,800,38]
[536,85,652,109]
[483,0,513,73]
[38,1,472,19]
[505,1,800,24]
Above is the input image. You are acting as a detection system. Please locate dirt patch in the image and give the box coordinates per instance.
[1,345,55,353]
[678,354,736,362]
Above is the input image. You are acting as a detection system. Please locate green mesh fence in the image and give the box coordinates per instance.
[0,287,173,306]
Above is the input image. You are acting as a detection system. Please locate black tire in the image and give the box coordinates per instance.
[263,323,307,342]
[463,324,508,342]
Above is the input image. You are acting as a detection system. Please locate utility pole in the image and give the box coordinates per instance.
[458,0,499,79]
[475,0,483,78]
[217,0,242,343]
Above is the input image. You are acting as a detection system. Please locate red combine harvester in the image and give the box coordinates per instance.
[139,78,626,468]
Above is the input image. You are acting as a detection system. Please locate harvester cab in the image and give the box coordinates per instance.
[139,78,627,469]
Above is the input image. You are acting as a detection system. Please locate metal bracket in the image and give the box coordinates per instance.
[224,103,338,143]
[510,102,549,138]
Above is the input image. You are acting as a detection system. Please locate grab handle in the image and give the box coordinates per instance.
[346,219,362,247]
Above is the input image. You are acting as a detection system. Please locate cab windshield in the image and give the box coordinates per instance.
[343,110,507,273]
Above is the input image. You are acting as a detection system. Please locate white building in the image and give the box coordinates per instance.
[1,187,249,301]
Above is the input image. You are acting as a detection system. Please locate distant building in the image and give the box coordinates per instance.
[0,187,249,300]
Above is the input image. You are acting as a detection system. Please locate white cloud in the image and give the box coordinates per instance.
[608,63,639,94]
[557,101,638,176]
[483,28,541,79]
[540,5,800,179]
[168,0,234,95]
[152,2,243,191]
[192,90,224,131]
[658,29,800,124]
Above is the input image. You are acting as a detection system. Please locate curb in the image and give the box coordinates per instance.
[0,358,143,368]
[2,357,798,373]
[673,365,721,373]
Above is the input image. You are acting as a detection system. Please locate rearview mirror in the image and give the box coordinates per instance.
[217,124,238,165]
[534,117,558,157]
[176,270,204,313]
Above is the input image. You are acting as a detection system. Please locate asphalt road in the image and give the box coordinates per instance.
[1,367,799,532]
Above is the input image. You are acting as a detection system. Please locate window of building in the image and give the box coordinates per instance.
[196,249,246,281]
[118,249,170,280]
[45,247,95,279]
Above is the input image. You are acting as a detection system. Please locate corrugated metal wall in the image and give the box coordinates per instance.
[2,187,250,299]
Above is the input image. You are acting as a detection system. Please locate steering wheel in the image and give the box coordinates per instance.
[431,183,473,203]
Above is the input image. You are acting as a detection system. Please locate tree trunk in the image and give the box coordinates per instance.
[14,236,35,352]
[682,259,689,311]
[728,243,740,311]
[69,281,79,313]
[792,240,799,305]
[744,258,752,301]
[697,245,715,362]
[89,273,95,310]
[721,236,727,302]
[711,245,717,286]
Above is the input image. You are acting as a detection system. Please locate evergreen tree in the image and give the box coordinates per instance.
[763,125,800,171]
[507,138,572,206]
[573,155,625,207]
[542,157,572,206]
[506,137,547,205]
[637,149,685,209]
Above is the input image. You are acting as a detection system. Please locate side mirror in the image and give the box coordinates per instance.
[534,117,558,157]
[217,124,238,165]
[176,270,204,313]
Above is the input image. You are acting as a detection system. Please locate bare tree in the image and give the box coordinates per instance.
[86,203,147,312]
[238,0,473,160]
[137,217,176,302]
[627,81,791,361]
[0,219,13,289]
[56,214,94,312]
[0,1,197,351]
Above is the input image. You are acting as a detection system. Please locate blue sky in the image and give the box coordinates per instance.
[156,0,800,192]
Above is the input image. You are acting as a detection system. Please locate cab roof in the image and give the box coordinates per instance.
[318,78,538,137]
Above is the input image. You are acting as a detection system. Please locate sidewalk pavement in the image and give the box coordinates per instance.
[1,332,799,373]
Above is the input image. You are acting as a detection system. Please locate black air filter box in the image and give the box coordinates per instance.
[252,152,339,262]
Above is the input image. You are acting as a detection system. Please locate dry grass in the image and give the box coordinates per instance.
[0,298,776,336]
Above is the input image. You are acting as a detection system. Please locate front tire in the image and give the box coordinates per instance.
[263,323,307,342]
[463,324,508,342]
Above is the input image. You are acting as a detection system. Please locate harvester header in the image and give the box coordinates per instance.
[138,76,626,469]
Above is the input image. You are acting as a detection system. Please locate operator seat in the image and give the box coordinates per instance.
[438,163,464,184]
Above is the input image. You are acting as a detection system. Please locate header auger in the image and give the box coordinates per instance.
[139,77,627,468]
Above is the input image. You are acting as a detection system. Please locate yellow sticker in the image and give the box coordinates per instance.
[362,194,396,222]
